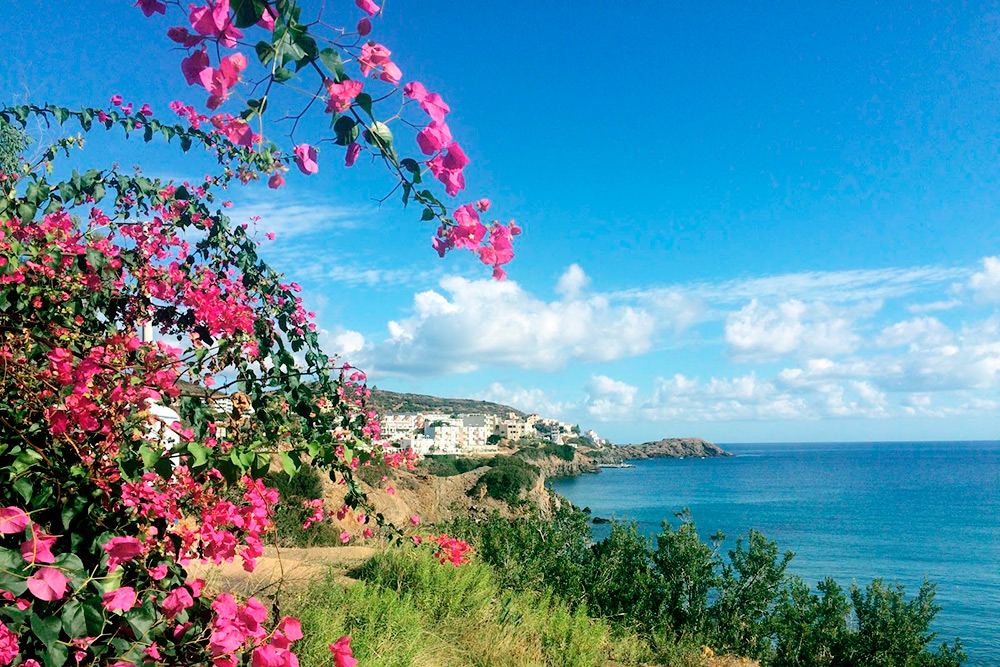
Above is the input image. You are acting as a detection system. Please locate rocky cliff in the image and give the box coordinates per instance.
[588,437,732,461]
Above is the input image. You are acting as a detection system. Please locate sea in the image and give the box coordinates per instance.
[550,441,1000,666]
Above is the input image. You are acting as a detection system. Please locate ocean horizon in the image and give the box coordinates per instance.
[551,440,1000,666]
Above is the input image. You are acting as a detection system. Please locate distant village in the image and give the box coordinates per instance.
[381,410,609,456]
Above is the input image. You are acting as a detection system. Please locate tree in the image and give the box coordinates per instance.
[653,509,721,637]
[0,1,489,664]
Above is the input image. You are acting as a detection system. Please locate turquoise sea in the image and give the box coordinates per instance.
[550,441,1000,665]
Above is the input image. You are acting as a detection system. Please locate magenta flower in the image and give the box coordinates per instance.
[102,535,144,571]
[345,143,362,167]
[0,507,28,535]
[167,26,203,47]
[357,17,372,36]
[103,586,137,612]
[355,0,380,17]
[420,93,450,123]
[161,586,194,619]
[268,172,285,189]
[404,81,428,102]
[330,636,359,667]
[110,94,123,106]
[325,79,363,113]
[20,529,57,565]
[181,48,210,86]
[133,0,166,17]
[26,567,69,601]
[416,121,452,155]
[293,144,319,175]
[189,0,243,48]
[0,621,18,666]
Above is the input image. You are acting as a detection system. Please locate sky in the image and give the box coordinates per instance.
[5,0,1000,443]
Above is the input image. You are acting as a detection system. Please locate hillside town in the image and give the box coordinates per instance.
[380,410,609,456]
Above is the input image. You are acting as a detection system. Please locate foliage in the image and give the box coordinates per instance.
[265,465,340,547]
[469,456,540,504]
[0,0,511,663]
[286,547,645,667]
[0,119,28,174]
[419,454,490,478]
[451,504,966,667]
[449,501,593,603]
[516,443,577,462]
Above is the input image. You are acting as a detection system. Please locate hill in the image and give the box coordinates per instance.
[589,437,731,461]
[368,388,524,418]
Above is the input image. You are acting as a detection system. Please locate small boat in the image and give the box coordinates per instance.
[598,462,636,468]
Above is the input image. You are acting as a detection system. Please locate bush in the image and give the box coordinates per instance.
[266,464,341,547]
[420,454,490,477]
[470,456,540,504]
[286,548,632,667]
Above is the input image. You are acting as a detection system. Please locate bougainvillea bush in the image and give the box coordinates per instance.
[0,1,493,664]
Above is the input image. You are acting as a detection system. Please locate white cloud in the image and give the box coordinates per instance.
[724,299,871,360]
[478,383,571,417]
[584,375,638,420]
[875,317,953,349]
[231,196,367,238]
[555,264,591,298]
[908,299,962,314]
[970,256,1000,302]
[360,273,661,377]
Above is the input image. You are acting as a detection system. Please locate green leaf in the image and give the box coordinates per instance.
[61,599,87,637]
[421,208,436,221]
[364,122,393,151]
[233,0,265,27]
[281,451,300,476]
[125,601,156,640]
[333,116,359,146]
[255,40,275,65]
[355,93,373,119]
[187,441,209,468]
[319,48,347,81]
[31,614,64,664]
[272,67,295,83]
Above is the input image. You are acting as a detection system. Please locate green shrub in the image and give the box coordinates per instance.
[469,456,540,504]
[265,464,340,547]
[420,454,489,477]
[286,548,632,667]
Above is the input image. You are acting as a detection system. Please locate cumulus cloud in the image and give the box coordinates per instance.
[724,299,872,360]
[555,264,591,298]
[970,256,1000,302]
[584,375,638,420]
[479,383,572,417]
[875,317,953,349]
[360,272,662,377]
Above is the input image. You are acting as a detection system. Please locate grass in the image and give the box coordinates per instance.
[282,547,660,667]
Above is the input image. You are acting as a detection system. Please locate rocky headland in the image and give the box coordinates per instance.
[588,437,733,462]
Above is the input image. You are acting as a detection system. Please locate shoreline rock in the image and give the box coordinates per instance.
[587,437,732,463]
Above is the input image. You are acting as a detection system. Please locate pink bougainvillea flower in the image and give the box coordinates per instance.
[442,142,470,171]
[379,61,402,85]
[492,266,507,280]
[268,172,285,189]
[0,507,28,535]
[257,5,276,30]
[133,0,166,17]
[345,143,362,167]
[161,586,194,619]
[20,529,57,565]
[420,93,450,123]
[0,620,18,665]
[355,0,380,17]
[265,232,276,241]
[26,567,69,601]
[330,636,359,667]
[181,48,210,86]
[403,81,428,102]
[475,198,491,212]
[168,26,204,47]
[359,42,392,77]
[149,564,169,580]
[409,515,420,526]
[357,17,372,36]
[339,532,351,544]
[102,535,145,571]
[385,486,396,495]
[325,79,363,113]
[189,0,243,48]
[198,52,248,106]
[416,120,452,155]
[293,144,319,175]
[110,94,123,106]
[102,586,137,612]
[510,221,522,235]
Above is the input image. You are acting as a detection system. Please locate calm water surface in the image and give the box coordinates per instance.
[551,441,1000,665]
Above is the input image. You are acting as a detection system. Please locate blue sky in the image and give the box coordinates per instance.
[7,0,1000,443]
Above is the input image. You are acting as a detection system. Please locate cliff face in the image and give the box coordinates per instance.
[588,437,732,461]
